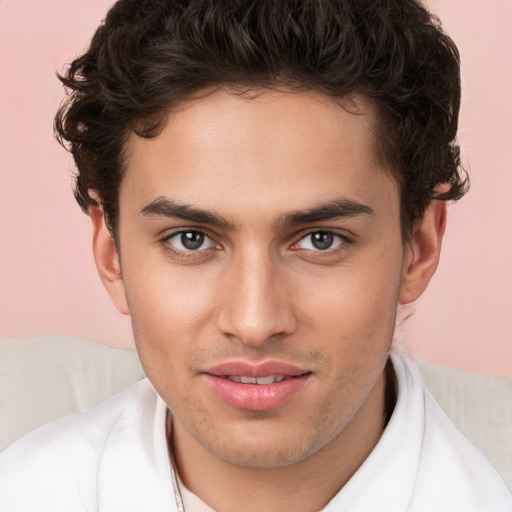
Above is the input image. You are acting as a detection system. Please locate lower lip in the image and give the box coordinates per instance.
[205,374,310,411]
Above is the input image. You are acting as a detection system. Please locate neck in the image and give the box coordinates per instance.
[169,361,396,512]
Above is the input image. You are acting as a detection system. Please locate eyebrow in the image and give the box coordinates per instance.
[140,197,234,229]
[276,199,374,227]
[140,197,374,229]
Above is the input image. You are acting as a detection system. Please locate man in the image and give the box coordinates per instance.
[0,0,510,510]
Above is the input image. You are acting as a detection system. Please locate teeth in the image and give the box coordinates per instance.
[226,375,288,384]
[255,375,276,385]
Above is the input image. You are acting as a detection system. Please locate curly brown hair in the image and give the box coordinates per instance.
[55,0,467,242]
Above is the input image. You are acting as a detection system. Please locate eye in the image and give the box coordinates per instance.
[165,230,217,252]
[296,231,345,251]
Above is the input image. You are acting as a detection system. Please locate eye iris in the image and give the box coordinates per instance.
[311,231,334,250]
[181,231,204,250]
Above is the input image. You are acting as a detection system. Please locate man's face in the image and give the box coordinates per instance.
[116,89,405,469]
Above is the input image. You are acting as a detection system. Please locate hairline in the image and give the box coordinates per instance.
[107,85,412,248]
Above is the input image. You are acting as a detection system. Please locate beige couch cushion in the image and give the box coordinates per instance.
[0,336,510,490]
[417,360,511,490]
[0,336,144,450]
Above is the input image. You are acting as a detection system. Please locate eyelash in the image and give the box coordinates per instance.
[291,230,350,256]
[160,228,352,260]
[161,229,220,260]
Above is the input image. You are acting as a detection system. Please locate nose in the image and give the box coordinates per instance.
[216,250,297,347]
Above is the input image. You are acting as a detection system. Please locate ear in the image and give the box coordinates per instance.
[399,200,447,305]
[89,206,130,315]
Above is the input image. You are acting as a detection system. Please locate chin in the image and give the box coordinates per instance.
[198,420,334,470]
[212,441,313,469]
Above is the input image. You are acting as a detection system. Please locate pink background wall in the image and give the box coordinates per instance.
[1,0,511,378]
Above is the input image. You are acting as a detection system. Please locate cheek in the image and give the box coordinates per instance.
[298,260,401,343]
[121,258,219,377]
[125,251,217,328]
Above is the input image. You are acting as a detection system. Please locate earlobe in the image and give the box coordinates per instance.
[89,206,130,315]
[398,200,447,305]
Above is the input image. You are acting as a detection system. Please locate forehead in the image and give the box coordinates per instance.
[120,89,399,224]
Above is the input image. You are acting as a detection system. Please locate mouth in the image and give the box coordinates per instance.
[204,361,312,411]
[222,374,297,384]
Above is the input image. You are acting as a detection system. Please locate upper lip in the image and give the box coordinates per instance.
[204,361,310,378]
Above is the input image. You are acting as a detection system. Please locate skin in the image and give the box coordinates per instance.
[91,89,446,512]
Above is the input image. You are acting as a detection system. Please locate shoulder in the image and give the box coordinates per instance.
[413,390,511,510]
[0,378,157,511]
[393,353,512,511]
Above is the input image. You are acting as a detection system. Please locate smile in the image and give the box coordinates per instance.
[204,362,311,411]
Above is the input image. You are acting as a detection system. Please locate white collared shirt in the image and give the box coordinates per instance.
[0,352,510,511]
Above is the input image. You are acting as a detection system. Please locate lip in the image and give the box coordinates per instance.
[206,361,309,378]
[204,361,311,411]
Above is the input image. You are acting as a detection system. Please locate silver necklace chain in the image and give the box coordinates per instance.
[166,411,186,512]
